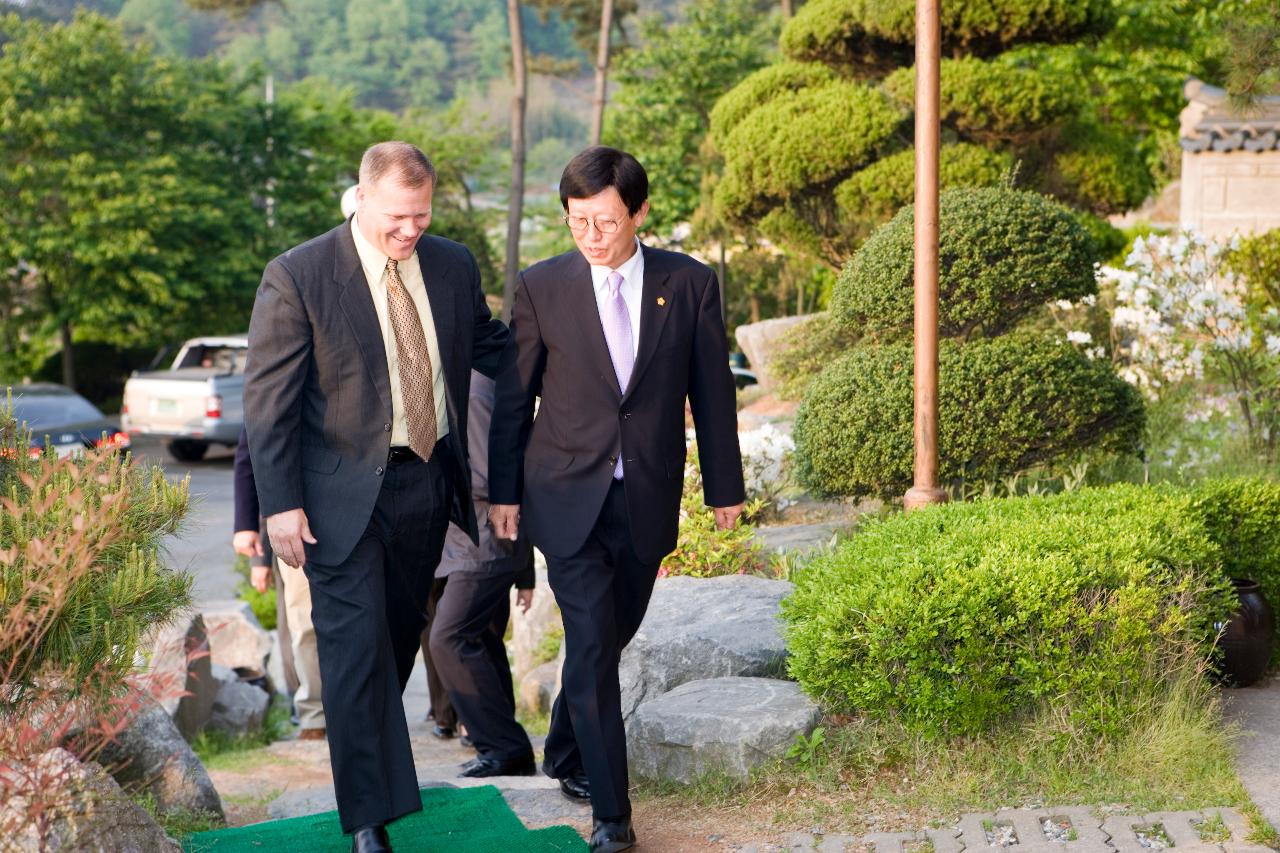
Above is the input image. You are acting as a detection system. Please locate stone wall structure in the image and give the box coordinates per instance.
[1180,79,1280,238]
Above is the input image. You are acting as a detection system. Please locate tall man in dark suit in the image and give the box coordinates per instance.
[244,141,508,853]
[488,146,745,853]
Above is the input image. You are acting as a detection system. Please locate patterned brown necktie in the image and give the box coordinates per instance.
[385,258,438,461]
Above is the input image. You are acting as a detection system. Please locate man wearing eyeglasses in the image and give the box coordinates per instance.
[488,146,745,853]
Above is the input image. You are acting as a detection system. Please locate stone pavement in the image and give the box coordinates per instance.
[730,807,1269,853]
[1222,674,1280,835]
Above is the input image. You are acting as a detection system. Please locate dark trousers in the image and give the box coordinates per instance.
[429,569,531,761]
[421,578,457,729]
[304,448,451,833]
[543,479,660,821]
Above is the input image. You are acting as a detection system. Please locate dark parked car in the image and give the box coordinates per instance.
[7,383,130,458]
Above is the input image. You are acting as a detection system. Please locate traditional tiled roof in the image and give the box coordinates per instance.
[1180,79,1280,153]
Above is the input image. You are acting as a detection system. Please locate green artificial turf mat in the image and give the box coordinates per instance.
[183,785,588,852]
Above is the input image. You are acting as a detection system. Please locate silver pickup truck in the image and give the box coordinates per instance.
[121,335,247,461]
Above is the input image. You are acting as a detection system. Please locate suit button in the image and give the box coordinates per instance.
[621,412,631,420]
[376,466,385,476]
[383,423,391,432]
[608,456,617,466]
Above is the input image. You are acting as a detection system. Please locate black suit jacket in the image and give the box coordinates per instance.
[244,219,508,567]
[488,245,744,564]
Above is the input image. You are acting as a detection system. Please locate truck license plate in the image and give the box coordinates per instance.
[154,399,176,415]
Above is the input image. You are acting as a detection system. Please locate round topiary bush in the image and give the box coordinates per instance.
[781,482,1239,738]
[792,333,1144,497]
[831,186,1098,340]
[833,143,1011,234]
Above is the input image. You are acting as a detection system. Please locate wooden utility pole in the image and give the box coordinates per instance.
[504,0,527,322]
[904,0,947,511]
[589,0,615,146]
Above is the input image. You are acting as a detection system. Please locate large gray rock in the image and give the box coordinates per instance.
[618,576,792,721]
[734,314,816,391]
[98,698,224,820]
[208,664,269,735]
[201,599,272,673]
[141,611,216,741]
[518,660,560,715]
[0,748,183,852]
[510,560,563,683]
[754,521,847,557]
[628,677,820,783]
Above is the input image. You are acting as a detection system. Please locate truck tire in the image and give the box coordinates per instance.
[168,439,209,462]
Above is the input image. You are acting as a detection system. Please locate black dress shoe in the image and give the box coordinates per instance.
[557,768,591,802]
[350,824,392,853]
[431,724,456,740]
[458,753,536,778]
[589,817,635,852]
[459,733,474,749]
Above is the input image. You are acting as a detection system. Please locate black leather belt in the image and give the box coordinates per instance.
[387,446,420,464]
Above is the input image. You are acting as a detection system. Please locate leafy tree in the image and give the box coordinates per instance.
[712,0,1238,266]
[0,13,502,386]
[606,0,777,232]
[0,13,261,386]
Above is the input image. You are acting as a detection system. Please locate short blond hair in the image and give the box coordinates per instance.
[359,141,437,189]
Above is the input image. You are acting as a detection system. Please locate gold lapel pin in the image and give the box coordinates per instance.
[657,297,666,306]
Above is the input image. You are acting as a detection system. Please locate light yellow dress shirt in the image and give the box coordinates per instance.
[351,216,450,446]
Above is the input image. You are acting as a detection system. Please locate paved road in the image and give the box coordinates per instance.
[129,434,240,605]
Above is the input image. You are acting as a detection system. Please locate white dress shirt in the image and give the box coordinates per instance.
[351,216,450,445]
[589,239,644,358]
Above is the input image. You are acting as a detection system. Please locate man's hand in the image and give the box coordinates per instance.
[489,504,521,541]
[266,508,317,569]
[515,588,533,614]
[232,530,264,558]
[714,502,745,530]
[250,564,271,594]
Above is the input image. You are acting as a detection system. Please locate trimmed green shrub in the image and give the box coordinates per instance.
[882,57,1080,143]
[793,333,1145,497]
[715,80,903,219]
[1051,122,1155,214]
[782,483,1239,738]
[768,312,861,401]
[832,187,1098,340]
[1187,478,1280,628]
[708,61,836,148]
[781,0,1112,71]
[834,143,1010,232]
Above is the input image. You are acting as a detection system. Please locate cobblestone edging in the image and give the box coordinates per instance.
[734,807,1273,853]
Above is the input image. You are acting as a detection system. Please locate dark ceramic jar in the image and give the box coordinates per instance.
[1219,578,1275,688]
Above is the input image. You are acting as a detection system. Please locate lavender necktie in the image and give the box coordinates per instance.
[601,270,633,478]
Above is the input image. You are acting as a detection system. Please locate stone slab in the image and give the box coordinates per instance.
[627,676,820,783]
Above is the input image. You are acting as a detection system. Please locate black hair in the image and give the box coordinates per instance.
[559,146,649,215]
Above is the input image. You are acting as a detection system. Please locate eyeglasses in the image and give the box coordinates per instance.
[563,215,622,234]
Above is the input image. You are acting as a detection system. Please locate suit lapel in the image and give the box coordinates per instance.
[623,245,673,402]
[335,222,392,414]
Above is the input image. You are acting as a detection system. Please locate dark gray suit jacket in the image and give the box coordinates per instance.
[244,219,508,567]
[437,370,532,581]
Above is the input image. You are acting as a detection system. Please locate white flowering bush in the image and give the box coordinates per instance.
[737,424,796,506]
[1055,231,1280,455]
